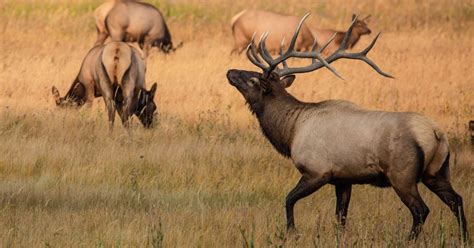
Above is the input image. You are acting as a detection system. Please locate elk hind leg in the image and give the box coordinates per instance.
[119,84,134,129]
[103,96,115,131]
[392,183,429,240]
[422,155,468,242]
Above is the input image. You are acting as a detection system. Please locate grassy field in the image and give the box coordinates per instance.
[0,0,473,246]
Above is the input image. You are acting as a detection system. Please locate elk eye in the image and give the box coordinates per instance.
[247,77,259,87]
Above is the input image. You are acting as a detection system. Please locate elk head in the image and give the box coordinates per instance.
[51,82,86,107]
[135,82,158,128]
[353,14,371,35]
[227,13,392,113]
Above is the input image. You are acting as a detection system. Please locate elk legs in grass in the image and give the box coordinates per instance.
[423,175,468,241]
[335,184,352,227]
[393,185,430,240]
[286,173,329,231]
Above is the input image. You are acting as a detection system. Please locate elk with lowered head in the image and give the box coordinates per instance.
[94,0,180,56]
[52,42,157,128]
[226,13,468,241]
[313,14,372,55]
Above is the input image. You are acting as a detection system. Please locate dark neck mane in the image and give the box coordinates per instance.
[253,93,305,157]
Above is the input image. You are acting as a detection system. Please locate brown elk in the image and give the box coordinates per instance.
[94,0,116,46]
[231,9,315,54]
[52,42,157,128]
[226,13,468,242]
[94,0,180,56]
[312,14,371,55]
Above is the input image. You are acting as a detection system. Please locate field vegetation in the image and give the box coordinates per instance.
[0,0,473,246]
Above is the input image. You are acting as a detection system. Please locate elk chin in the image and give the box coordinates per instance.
[139,115,152,128]
[137,107,155,128]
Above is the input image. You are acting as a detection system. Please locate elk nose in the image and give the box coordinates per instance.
[226,69,240,82]
[367,29,372,34]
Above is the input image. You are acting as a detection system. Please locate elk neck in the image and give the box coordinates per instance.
[346,29,363,49]
[255,91,305,157]
[334,30,362,49]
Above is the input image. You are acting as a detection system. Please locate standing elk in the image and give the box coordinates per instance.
[226,13,468,242]
[312,14,371,55]
[52,42,157,128]
[231,9,315,54]
[94,0,181,56]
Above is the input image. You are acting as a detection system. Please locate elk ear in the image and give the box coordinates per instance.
[149,83,157,99]
[280,75,295,88]
[363,15,371,22]
[52,86,61,105]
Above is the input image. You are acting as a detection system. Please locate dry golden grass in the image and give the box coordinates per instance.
[0,0,473,246]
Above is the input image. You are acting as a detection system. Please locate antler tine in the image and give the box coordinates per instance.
[318,32,337,53]
[279,38,288,70]
[338,15,358,51]
[341,33,394,78]
[309,40,344,79]
[259,32,274,64]
[360,32,380,55]
[246,35,267,70]
[287,12,311,52]
[323,31,393,78]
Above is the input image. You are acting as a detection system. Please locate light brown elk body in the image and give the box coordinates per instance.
[226,14,468,242]
[52,42,157,128]
[94,0,178,56]
[94,0,117,46]
[231,9,315,54]
[313,15,371,55]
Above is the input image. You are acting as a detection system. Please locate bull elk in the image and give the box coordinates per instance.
[231,9,315,54]
[94,0,181,56]
[313,14,371,55]
[52,42,157,128]
[226,13,468,242]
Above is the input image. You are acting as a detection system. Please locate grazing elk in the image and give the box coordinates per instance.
[313,14,371,55]
[226,13,468,242]
[231,9,315,54]
[52,42,157,128]
[94,0,180,56]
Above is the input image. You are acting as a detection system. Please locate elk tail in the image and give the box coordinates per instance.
[101,42,132,88]
[424,129,451,181]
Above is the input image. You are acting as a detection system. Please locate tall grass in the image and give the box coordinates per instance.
[0,0,473,246]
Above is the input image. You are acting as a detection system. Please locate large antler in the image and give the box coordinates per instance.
[246,13,393,79]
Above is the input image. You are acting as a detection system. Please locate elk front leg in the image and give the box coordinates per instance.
[335,184,352,227]
[142,37,153,58]
[84,81,96,107]
[285,170,329,232]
